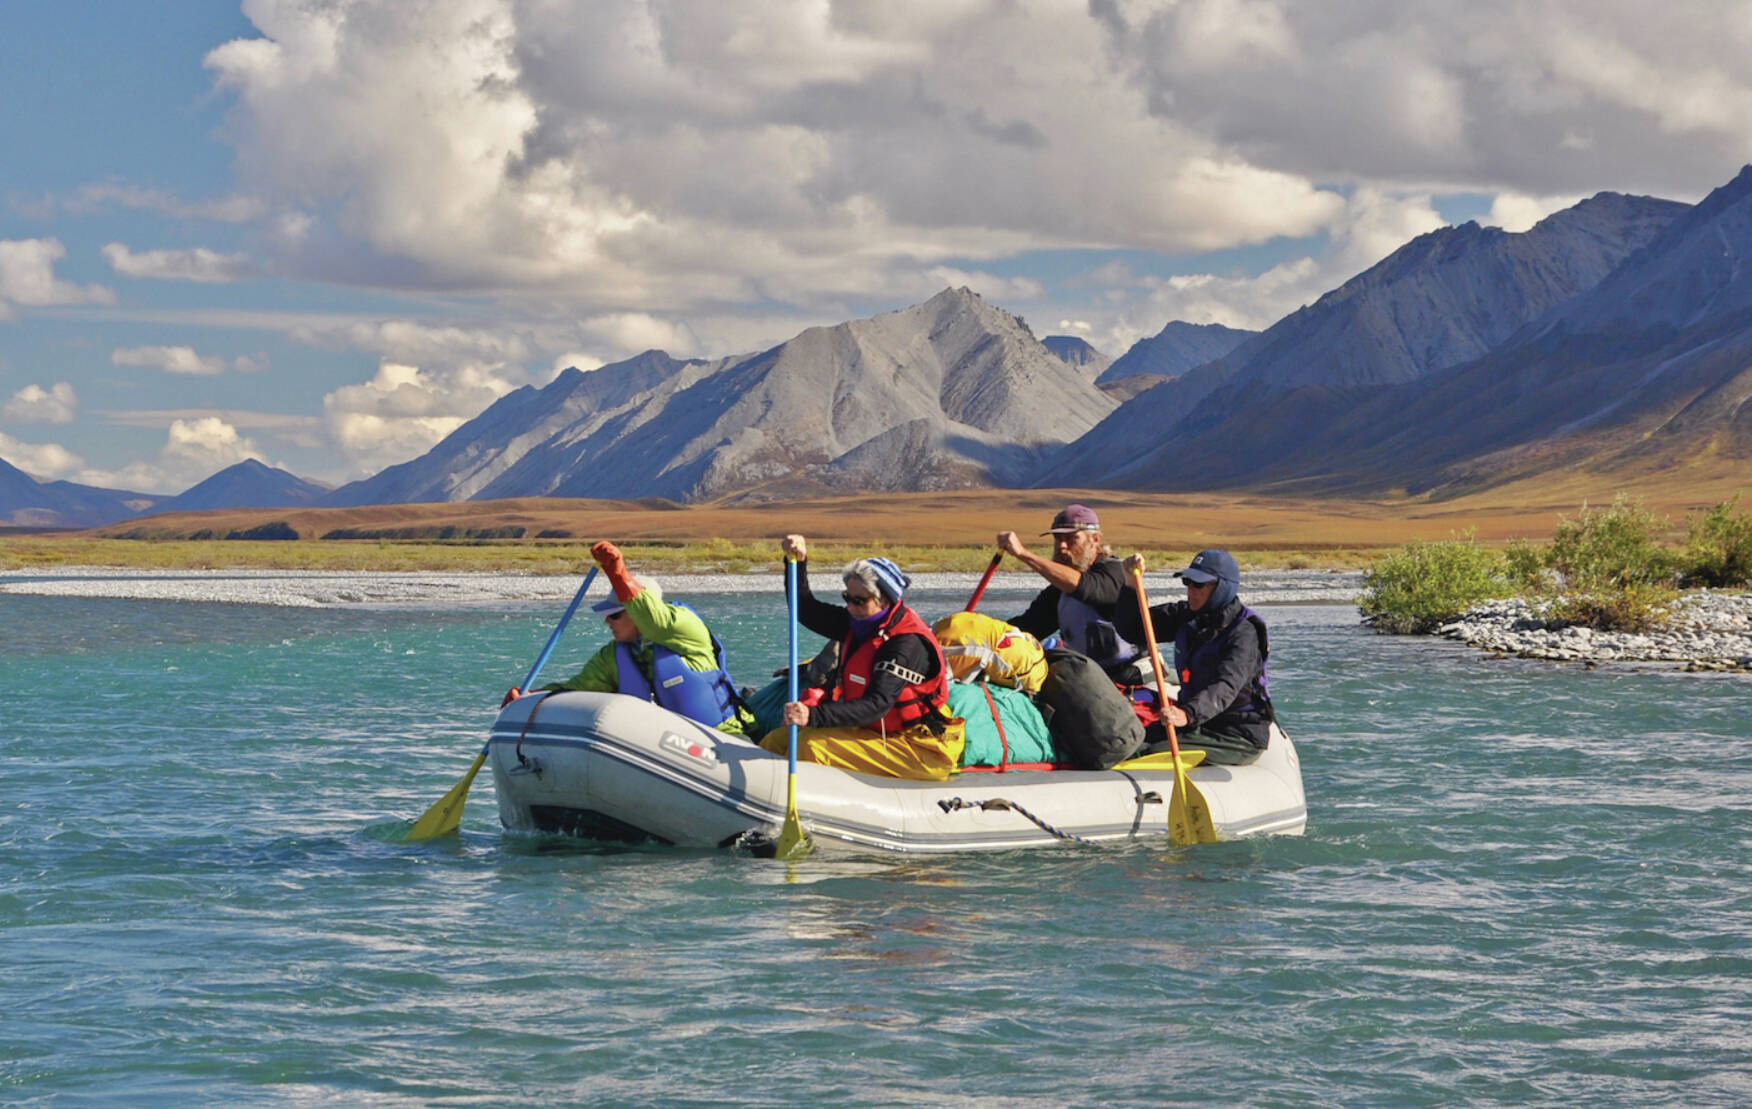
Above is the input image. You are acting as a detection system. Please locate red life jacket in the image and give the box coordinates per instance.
[830,604,950,733]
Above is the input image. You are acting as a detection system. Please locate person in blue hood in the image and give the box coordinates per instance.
[1115,548,1276,765]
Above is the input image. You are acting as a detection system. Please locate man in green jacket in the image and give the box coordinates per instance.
[505,541,754,737]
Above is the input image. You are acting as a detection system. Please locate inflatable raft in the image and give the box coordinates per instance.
[489,691,1306,852]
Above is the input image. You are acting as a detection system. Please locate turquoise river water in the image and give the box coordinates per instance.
[2,577,1749,1106]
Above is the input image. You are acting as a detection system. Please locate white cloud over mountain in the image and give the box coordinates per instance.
[5,383,79,424]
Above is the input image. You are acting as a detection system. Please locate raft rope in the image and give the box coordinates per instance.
[937,775,1164,846]
[514,691,557,769]
[935,796,1097,845]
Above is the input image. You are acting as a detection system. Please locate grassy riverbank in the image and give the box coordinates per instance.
[0,535,1385,575]
[8,483,1742,576]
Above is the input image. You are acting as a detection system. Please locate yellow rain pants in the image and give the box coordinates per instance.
[760,719,966,782]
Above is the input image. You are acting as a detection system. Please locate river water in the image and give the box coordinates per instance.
[2,574,1748,1106]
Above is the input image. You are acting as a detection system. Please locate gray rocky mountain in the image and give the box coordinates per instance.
[142,459,330,516]
[1042,335,1111,380]
[1049,189,1690,489]
[1096,321,1255,384]
[1057,166,1752,496]
[326,287,1117,505]
[0,455,159,528]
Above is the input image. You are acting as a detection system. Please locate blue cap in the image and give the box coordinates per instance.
[1176,549,1237,585]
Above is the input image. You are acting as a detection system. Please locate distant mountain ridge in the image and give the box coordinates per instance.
[1047,188,1691,489]
[326,287,1119,505]
[1097,321,1255,384]
[1055,168,1752,496]
[0,455,159,528]
[143,459,331,517]
[1042,335,1111,380]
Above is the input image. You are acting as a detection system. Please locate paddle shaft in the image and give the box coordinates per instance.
[517,567,600,695]
[773,557,813,858]
[786,558,800,776]
[407,567,599,842]
[1131,570,1190,774]
[964,552,1004,612]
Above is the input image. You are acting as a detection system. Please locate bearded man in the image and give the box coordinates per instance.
[997,503,1147,683]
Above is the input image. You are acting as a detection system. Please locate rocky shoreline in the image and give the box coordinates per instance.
[1435,590,1752,671]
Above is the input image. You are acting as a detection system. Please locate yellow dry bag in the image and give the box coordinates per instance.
[931,611,1048,694]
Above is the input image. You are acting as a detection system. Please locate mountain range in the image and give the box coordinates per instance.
[325,287,1117,505]
[6,165,1749,528]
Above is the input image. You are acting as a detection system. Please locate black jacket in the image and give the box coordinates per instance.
[788,559,940,730]
[1114,595,1272,747]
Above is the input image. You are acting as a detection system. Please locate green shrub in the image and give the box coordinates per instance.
[1546,582,1678,633]
[1359,534,1513,634]
[1546,495,1672,591]
[1679,496,1752,588]
[1501,537,1549,592]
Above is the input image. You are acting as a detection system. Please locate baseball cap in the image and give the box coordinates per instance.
[592,576,663,613]
[1040,503,1101,536]
[1176,549,1237,585]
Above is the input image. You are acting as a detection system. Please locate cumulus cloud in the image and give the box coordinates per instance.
[290,318,530,367]
[75,418,269,494]
[4,382,79,424]
[0,238,116,318]
[103,243,252,283]
[0,432,83,479]
[1096,0,1752,197]
[1486,191,1591,232]
[1071,187,1448,352]
[199,0,1344,310]
[111,345,267,376]
[551,352,604,376]
[321,360,518,473]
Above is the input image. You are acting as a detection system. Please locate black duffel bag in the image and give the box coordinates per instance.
[1034,647,1145,770]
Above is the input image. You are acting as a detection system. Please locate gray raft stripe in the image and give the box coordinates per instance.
[491,726,1183,852]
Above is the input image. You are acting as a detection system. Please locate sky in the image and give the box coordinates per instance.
[3,1,1750,495]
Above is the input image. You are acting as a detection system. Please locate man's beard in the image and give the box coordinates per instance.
[1054,547,1096,572]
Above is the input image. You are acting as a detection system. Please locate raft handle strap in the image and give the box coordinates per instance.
[514,691,558,769]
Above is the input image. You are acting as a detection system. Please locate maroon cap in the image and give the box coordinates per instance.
[1040,503,1100,535]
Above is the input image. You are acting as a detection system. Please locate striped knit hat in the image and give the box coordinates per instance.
[843,557,911,604]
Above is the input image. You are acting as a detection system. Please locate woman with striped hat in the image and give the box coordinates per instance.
[764,534,964,780]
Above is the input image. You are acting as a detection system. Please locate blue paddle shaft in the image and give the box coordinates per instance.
[519,568,599,695]
[787,559,799,775]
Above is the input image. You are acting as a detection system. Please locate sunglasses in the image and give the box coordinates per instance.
[842,591,881,607]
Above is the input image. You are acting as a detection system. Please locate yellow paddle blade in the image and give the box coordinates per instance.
[1168,778,1219,846]
[1114,749,1207,771]
[406,750,487,842]
[773,777,814,860]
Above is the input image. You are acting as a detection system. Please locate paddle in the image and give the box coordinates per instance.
[773,557,814,859]
[1130,565,1218,845]
[964,552,1003,612]
[405,568,600,842]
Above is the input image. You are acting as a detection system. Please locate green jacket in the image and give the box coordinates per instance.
[547,589,753,736]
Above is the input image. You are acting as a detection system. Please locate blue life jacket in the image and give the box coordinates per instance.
[1172,602,1273,744]
[613,605,739,727]
[1056,592,1141,673]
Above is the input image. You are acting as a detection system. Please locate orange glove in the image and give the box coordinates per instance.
[500,687,524,708]
[591,541,640,601]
